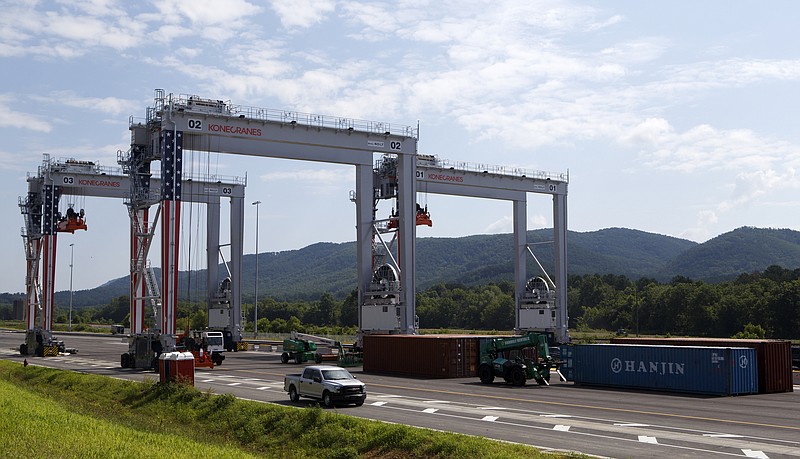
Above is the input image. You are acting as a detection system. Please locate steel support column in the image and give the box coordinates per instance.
[130,207,149,334]
[513,198,527,330]
[553,193,569,343]
[355,164,374,331]
[229,195,245,341]
[160,129,183,336]
[397,153,416,333]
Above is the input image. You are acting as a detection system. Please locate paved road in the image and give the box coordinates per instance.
[3,331,799,458]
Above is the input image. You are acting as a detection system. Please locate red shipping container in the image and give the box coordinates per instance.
[363,335,485,378]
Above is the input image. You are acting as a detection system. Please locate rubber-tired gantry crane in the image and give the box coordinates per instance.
[18,153,246,362]
[21,89,571,361]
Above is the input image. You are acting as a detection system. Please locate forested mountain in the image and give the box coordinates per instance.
[660,227,800,282]
[23,226,800,308]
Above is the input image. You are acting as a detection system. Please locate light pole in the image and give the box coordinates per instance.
[252,200,261,338]
[69,243,74,332]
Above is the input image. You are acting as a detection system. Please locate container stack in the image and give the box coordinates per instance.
[610,338,793,393]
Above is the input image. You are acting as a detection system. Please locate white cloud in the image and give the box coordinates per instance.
[40,92,139,116]
[0,95,52,132]
[268,0,335,29]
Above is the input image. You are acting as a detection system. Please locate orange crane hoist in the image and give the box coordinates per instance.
[387,204,432,230]
[56,207,87,233]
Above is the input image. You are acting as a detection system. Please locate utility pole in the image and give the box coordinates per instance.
[69,243,74,332]
[252,201,261,338]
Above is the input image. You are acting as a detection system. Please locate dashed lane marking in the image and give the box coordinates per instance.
[371,401,388,406]
[481,416,499,422]
[638,436,658,444]
[422,408,439,414]
[553,425,571,432]
[742,449,769,459]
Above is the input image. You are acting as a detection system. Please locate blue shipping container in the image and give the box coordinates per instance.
[562,344,758,396]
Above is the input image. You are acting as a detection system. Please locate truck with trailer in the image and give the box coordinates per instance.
[478,332,554,386]
[284,365,367,407]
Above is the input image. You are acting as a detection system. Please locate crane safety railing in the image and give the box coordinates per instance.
[431,158,569,183]
[138,92,419,139]
[376,155,569,183]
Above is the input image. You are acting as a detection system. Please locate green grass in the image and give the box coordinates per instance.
[0,361,582,459]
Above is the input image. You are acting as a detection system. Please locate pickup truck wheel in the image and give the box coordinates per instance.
[288,385,300,402]
[280,352,289,364]
[322,391,333,408]
[354,399,364,407]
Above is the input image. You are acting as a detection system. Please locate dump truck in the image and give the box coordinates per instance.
[478,332,553,386]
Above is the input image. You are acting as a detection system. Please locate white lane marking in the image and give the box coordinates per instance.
[201,379,215,382]
[478,407,506,410]
[703,434,744,438]
[638,436,658,444]
[371,401,387,406]
[615,423,650,427]
[227,382,241,386]
[553,425,571,432]
[540,414,572,418]
[742,450,769,459]
[256,386,270,390]
[423,400,450,403]
[481,416,499,422]
[422,408,439,414]
[376,395,402,398]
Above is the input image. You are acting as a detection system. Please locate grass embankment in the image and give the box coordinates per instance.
[0,361,580,459]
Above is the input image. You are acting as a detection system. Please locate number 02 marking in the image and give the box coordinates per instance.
[390,141,402,151]
[188,119,203,130]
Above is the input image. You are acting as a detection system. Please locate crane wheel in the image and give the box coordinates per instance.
[19,344,27,355]
[280,352,289,364]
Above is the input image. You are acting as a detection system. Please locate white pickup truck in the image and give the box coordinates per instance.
[284,365,367,407]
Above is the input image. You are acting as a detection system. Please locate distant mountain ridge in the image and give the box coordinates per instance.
[38,226,800,308]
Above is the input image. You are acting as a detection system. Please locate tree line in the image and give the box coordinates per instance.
[10,265,798,340]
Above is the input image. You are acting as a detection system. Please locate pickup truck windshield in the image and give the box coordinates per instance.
[322,369,353,380]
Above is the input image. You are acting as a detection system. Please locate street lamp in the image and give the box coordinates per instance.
[69,243,74,332]
[252,200,261,338]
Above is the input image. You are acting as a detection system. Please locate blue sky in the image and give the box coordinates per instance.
[2,0,799,293]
